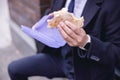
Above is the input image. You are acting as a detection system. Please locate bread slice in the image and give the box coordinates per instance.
[47,8,84,28]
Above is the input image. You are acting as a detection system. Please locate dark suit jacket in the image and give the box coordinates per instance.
[41,0,120,80]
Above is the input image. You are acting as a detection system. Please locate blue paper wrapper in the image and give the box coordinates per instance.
[21,15,66,48]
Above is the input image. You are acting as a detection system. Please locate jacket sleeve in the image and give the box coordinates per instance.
[77,1,120,67]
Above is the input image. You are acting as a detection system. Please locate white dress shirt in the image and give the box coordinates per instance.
[65,0,87,18]
[65,0,90,50]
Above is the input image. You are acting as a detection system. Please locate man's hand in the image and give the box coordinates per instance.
[57,21,89,48]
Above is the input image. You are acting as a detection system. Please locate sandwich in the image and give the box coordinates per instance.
[47,8,84,28]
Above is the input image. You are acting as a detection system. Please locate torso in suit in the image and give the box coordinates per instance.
[41,0,120,80]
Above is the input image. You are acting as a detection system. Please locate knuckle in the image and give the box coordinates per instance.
[73,28,77,32]
[68,31,72,35]
[64,36,69,40]
[73,42,78,46]
[68,43,73,47]
[76,37,82,43]
[77,39,81,43]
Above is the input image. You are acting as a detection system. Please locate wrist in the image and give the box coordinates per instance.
[79,35,91,50]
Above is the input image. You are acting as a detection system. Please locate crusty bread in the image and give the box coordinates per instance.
[47,8,84,28]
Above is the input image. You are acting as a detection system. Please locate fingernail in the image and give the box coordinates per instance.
[65,21,69,25]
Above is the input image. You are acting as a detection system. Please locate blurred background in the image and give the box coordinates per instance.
[0,0,67,80]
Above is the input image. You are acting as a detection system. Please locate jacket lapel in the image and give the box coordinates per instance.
[82,0,104,27]
[53,0,66,11]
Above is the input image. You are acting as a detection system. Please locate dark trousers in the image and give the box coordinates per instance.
[8,52,74,80]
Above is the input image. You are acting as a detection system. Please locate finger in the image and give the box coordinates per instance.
[59,22,78,39]
[64,21,76,30]
[57,24,75,44]
[64,21,81,35]
[65,21,83,35]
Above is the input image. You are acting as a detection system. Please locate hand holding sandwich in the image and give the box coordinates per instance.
[48,8,89,48]
[57,20,89,48]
